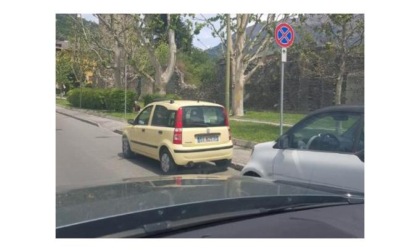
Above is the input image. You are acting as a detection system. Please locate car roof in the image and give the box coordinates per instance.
[149,100,224,110]
[307,105,364,117]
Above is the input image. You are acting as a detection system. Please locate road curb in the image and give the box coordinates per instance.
[113,129,123,135]
[230,162,244,171]
[232,138,257,149]
[56,110,100,127]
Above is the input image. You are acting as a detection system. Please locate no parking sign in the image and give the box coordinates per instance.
[275,23,295,48]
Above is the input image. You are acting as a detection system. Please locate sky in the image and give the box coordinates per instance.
[82,13,221,50]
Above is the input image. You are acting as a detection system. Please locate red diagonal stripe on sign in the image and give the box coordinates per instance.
[279,29,290,42]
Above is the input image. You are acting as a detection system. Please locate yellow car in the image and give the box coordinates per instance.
[122,100,233,174]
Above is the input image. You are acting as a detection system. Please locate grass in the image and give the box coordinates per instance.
[56,98,71,108]
[56,97,139,120]
[106,111,138,120]
[232,110,306,125]
[230,120,290,143]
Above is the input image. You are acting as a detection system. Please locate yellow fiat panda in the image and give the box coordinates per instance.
[122,100,233,174]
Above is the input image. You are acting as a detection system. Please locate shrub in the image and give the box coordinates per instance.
[142,93,181,106]
[67,88,136,112]
[104,88,137,112]
[67,88,104,109]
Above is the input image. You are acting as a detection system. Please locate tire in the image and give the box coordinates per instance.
[243,172,260,177]
[215,159,231,169]
[122,137,134,159]
[160,149,177,174]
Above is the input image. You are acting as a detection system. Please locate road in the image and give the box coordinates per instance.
[56,113,239,192]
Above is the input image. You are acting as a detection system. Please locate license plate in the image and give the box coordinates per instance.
[196,135,219,143]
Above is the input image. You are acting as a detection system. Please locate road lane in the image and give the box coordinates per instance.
[56,113,239,191]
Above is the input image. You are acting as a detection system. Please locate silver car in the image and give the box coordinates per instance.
[241,105,364,193]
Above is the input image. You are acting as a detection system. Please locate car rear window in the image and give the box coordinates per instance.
[182,106,226,128]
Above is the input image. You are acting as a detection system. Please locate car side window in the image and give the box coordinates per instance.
[288,112,362,153]
[135,106,153,125]
[151,105,171,127]
[355,128,364,152]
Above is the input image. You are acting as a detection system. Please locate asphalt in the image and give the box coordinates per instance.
[56,106,254,171]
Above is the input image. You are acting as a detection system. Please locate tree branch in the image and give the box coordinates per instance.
[200,14,226,53]
[161,15,177,84]
[138,68,154,83]
[244,60,264,83]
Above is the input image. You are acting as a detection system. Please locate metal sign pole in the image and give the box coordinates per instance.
[275,22,294,137]
[280,48,287,136]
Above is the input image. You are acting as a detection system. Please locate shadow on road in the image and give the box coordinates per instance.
[117,153,228,176]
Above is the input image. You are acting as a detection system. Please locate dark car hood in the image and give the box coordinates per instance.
[56,175,362,227]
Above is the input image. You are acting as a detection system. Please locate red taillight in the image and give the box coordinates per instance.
[173,128,182,144]
[173,108,183,144]
[223,108,231,140]
[175,107,183,128]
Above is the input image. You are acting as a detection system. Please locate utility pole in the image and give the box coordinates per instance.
[124,64,127,119]
[225,14,231,114]
[77,14,82,109]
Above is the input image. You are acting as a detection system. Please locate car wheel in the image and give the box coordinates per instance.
[160,149,177,174]
[215,159,231,169]
[122,137,134,159]
[243,171,260,177]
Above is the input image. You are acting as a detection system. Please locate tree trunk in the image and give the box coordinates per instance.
[233,75,245,116]
[156,15,177,95]
[335,20,348,105]
[335,59,346,105]
[141,78,154,97]
[113,41,123,88]
[231,14,248,116]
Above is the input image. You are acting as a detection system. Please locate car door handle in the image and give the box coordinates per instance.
[158,130,163,134]
[142,129,145,132]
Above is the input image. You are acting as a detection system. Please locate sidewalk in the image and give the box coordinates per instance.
[56,106,253,171]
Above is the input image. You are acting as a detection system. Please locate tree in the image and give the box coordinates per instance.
[56,50,73,94]
[68,15,96,89]
[95,14,180,95]
[201,14,286,116]
[89,14,138,89]
[322,14,364,105]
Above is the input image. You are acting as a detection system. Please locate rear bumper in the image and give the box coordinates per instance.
[171,145,233,165]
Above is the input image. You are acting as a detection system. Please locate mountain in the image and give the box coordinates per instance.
[56,14,99,41]
[56,14,76,41]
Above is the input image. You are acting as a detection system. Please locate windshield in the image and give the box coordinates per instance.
[55,12,364,238]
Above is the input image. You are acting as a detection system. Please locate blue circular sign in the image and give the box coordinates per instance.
[275,23,295,48]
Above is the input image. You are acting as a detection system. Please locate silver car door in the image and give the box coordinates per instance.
[272,111,364,192]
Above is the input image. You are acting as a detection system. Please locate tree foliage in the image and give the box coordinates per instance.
[56,14,75,40]
[56,50,73,92]
[282,14,364,108]
[199,14,287,116]
[177,48,217,86]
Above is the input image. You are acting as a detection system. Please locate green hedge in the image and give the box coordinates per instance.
[104,88,137,112]
[67,88,137,112]
[142,93,181,106]
[67,88,105,109]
